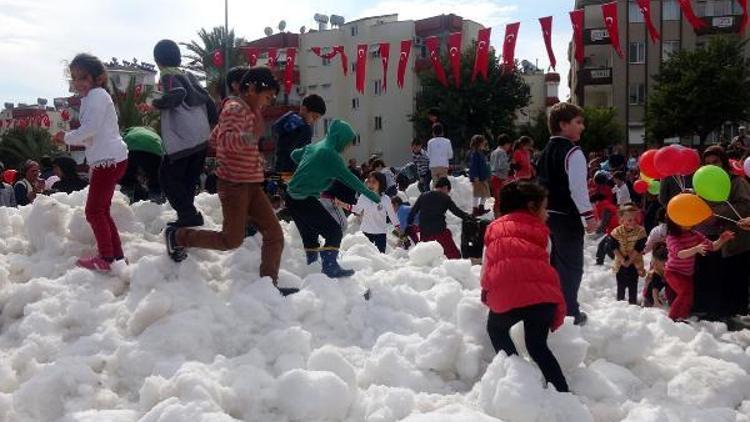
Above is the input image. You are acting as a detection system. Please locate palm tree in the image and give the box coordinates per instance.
[181,26,247,96]
[110,76,159,131]
[0,127,58,169]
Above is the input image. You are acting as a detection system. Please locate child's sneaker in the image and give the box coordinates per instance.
[76,256,111,272]
[164,226,187,262]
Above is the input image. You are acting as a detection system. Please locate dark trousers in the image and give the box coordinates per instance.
[160,149,206,221]
[548,213,584,317]
[596,235,614,263]
[365,232,387,253]
[284,194,343,250]
[693,251,723,316]
[121,150,162,202]
[721,251,750,316]
[418,174,431,193]
[486,303,569,392]
[616,265,639,304]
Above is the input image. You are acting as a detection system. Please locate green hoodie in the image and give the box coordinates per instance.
[122,126,164,157]
[287,120,380,203]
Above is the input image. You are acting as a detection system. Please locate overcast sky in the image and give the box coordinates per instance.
[0,0,573,104]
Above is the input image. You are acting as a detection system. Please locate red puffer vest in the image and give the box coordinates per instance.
[481,211,567,331]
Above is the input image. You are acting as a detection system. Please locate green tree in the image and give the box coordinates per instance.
[517,110,551,150]
[182,26,246,97]
[580,107,622,152]
[646,37,750,144]
[0,127,58,169]
[111,76,158,131]
[413,46,530,158]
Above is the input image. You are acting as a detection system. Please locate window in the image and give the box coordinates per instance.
[373,80,383,95]
[308,84,318,91]
[352,97,360,109]
[662,0,680,20]
[629,42,646,63]
[629,83,646,105]
[629,1,644,22]
[662,40,680,60]
[353,133,361,145]
[696,0,739,17]
[374,116,383,131]
[352,62,357,73]
[323,118,332,134]
[351,25,358,36]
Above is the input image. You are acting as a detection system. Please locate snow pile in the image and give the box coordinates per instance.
[0,176,748,421]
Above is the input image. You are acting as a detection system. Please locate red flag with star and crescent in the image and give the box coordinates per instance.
[425,36,449,87]
[472,27,491,82]
[447,32,462,88]
[397,40,412,89]
[502,22,520,72]
[379,43,390,92]
[267,48,278,68]
[636,0,661,43]
[284,48,296,94]
[355,44,367,94]
[245,47,260,66]
[602,2,624,58]
[678,0,708,31]
[739,0,749,34]
[570,10,585,66]
[334,46,348,77]
[539,16,556,70]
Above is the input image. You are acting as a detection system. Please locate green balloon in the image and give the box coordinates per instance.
[648,180,661,195]
[693,165,731,202]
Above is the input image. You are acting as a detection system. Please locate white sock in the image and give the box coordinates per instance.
[479,198,486,207]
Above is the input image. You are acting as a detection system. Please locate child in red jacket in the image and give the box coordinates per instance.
[481,181,569,392]
[592,193,619,266]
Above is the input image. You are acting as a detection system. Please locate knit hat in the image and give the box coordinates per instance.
[302,94,326,115]
[153,39,181,67]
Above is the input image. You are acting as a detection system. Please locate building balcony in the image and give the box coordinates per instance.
[584,28,611,45]
[696,15,744,35]
[578,67,613,85]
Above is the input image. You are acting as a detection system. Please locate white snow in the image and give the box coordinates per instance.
[0,176,749,421]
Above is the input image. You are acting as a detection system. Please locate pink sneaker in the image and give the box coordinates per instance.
[76,256,112,272]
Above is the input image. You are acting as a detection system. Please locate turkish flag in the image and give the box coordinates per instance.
[397,40,412,89]
[134,84,143,97]
[284,48,296,95]
[245,47,260,66]
[602,2,624,58]
[570,10,585,66]
[739,0,748,34]
[636,0,661,43]
[539,16,556,70]
[502,22,520,72]
[355,44,367,94]
[678,0,708,30]
[267,48,278,68]
[379,43,390,92]
[41,115,50,128]
[212,50,224,68]
[425,36,449,87]
[472,27,491,82]
[311,47,321,57]
[334,46,348,76]
[447,32,462,88]
[61,109,70,121]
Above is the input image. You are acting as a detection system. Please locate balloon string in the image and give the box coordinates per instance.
[725,201,743,219]
[673,175,685,191]
[714,213,739,224]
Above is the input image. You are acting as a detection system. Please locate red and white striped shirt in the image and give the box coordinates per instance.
[210,98,265,183]
[666,230,712,276]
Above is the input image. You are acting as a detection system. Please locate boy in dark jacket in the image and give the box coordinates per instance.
[407,177,472,259]
[152,39,218,227]
[273,94,326,179]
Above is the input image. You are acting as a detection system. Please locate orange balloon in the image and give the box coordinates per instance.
[667,193,713,227]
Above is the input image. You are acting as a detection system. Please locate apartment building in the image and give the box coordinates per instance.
[569,0,750,146]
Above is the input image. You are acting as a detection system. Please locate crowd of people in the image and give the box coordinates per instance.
[2,41,750,395]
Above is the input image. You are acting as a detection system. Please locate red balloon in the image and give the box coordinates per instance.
[676,148,700,176]
[634,179,649,194]
[730,159,745,176]
[639,149,663,179]
[654,145,684,177]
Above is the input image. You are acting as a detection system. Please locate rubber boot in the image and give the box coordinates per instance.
[320,250,354,278]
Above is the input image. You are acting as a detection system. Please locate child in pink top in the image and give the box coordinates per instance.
[665,217,733,321]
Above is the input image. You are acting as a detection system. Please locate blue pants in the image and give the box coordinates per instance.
[548,213,584,317]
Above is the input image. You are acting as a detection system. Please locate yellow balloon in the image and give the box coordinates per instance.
[640,172,654,183]
[667,193,713,227]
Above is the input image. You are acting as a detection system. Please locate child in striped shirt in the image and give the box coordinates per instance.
[665,217,733,320]
[165,68,295,295]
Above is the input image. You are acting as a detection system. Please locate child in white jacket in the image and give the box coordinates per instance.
[336,172,399,253]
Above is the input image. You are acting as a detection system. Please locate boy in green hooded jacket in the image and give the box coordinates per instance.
[285,119,380,278]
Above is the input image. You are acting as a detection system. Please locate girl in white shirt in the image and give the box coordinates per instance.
[54,53,129,272]
[336,172,400,253]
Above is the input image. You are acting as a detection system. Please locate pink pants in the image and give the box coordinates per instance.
[86,160,127,258]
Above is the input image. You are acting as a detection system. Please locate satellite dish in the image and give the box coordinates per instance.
[300,26,307,34]
[264,27,273,36]
[278,20,286,32]
[313,13,329,24]
[330,15,346,27]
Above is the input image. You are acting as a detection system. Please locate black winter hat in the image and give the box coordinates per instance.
[153,39,181,67]
[302,94,326,115]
